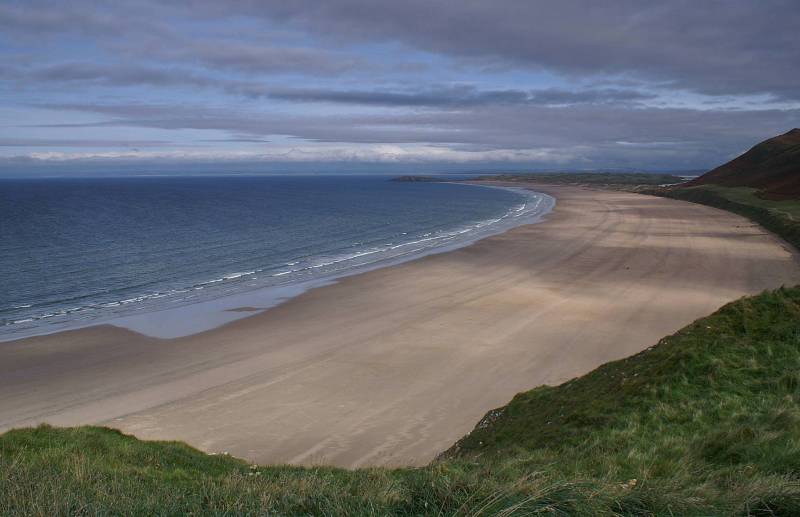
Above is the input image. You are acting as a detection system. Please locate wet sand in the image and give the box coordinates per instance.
[1,185,798,467]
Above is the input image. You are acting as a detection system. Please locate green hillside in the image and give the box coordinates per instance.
[687,129,800,199]
[3,287,800,515]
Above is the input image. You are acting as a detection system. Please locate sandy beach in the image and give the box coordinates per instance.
[1,185,798,467]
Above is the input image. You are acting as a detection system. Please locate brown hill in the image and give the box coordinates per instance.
[687,128,800,199]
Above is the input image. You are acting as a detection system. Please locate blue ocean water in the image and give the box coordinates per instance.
[0,175,552,340]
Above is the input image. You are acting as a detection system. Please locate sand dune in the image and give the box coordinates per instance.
[1,185,798,467]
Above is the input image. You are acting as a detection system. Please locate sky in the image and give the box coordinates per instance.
[1,0,799,175]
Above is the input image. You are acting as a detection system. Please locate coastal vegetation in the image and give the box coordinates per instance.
[640,129,800,250]
[3,286,800,515]
[474,172,686,189]
[651,184,800,251]
[391,175,444,182]
[392,172,687,189]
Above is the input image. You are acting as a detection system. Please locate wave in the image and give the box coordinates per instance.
[1,185,553,340]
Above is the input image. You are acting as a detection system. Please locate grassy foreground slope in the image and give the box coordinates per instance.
[3,288,800,515]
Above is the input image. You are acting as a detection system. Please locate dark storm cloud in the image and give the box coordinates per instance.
[5,1,798,99]
[0,138,171,147]
[528,89,655,105]
[26,63,202,87]
[2,0,798,170]
[218,0,800,100]
[2,63,281,97]
[268,86,655,107]
[155,41,365,76]
[8,63,653,107]
[0,3,124,34]
[0,3,364,78]
[8,58,357,92]
[0,1,173,41]
[1,62,265,97]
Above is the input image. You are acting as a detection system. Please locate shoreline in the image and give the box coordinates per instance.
[2,185,799,467]
[0,183,554,343]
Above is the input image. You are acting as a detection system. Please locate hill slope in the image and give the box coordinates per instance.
[687,129,800,199]
[3,287,800,515]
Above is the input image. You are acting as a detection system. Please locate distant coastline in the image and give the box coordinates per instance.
[390,175,443,182]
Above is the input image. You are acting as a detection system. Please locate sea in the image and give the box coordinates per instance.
[0,175,553,340]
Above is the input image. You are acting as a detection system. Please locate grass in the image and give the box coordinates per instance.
[4,287,800,515]
[448,286,800,515]
[473,172,686,188]
[0,427,603,515]
[666,185,800,221]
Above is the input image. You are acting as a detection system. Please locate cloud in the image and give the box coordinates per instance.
[28,101,800,168]
[5,145,576,166]
[24,63,206,87]
[4,62,335,93]
[221,0,800,100]
[0,3,366,78]
[154,41,366,76]
[268,85,655,107]
[7,1,800,99]
[0,138,171,147]
[0,1,174,41]
[0,3,126,35]
[2,1,798,172]
[5,62,655,108]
